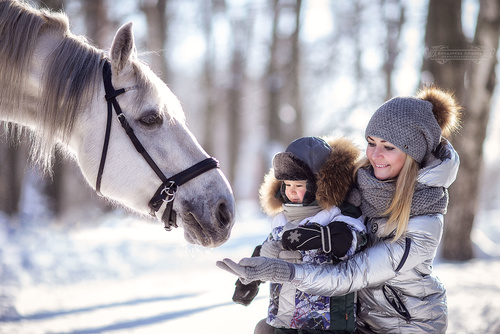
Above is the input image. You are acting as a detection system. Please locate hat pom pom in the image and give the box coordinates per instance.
[416,85,462,137]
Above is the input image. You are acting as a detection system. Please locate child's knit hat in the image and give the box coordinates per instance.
[365,86,462,163]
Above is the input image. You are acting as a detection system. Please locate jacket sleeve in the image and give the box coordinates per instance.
[290,214,444,296]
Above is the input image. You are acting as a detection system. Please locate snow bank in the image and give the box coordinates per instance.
[1,204,499,333]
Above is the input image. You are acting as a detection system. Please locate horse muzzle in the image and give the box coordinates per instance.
[176,197,235,248]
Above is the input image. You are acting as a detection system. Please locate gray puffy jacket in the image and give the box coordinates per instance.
[289,141,459,334]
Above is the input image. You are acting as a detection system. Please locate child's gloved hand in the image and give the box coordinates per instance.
[217,257,294,284]
[232,279,261,306]
[281,222,353,258]
[261,240,302,262]
[260,240,282,258]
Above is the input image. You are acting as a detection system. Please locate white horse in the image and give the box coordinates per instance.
[0,0,235,247]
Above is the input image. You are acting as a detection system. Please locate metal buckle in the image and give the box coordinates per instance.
[161,181,177,203]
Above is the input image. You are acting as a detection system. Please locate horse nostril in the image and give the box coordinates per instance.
[216,202,232,228]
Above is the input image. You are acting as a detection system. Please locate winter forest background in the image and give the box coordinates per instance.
[1,0,500,333]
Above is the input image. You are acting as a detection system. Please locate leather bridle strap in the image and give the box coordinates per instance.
[96,60,220,231]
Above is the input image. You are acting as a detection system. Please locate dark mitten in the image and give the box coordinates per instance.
[282,222,353,258]
[232,279,261,306]
[338,201,363,219]
[231,245,262,306]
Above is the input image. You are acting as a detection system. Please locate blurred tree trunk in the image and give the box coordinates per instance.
[83,0,110,48]
[382,0,405,101]
[266,0,282,144]
[226,40,244,184]
[141,0,170,82]
[0,144,19,215]
[226,5,253,184]
[265,0,303,146]
[285,0,303,144]
[0,126,27,216]
[422,0,500,260]
[200,0,220,156]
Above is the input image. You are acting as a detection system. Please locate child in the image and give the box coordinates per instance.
[232,136,366,333]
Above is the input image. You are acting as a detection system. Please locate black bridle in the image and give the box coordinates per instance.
[96,60,220,231]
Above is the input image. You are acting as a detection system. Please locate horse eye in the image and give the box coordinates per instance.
[139,113,163,126]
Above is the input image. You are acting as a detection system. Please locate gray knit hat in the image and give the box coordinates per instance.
[365,96,442,163]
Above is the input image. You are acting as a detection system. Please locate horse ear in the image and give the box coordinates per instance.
[109,22,137,74]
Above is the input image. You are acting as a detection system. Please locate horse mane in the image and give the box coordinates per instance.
[0,1,150,172]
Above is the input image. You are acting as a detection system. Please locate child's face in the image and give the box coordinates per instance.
[284,180,308,204]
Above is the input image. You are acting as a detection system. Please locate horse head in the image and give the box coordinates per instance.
[72,23,235,247]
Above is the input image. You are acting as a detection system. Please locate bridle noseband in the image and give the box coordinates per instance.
[96,60,220,231]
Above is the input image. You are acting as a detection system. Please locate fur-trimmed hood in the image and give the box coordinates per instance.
[259,137,361,216]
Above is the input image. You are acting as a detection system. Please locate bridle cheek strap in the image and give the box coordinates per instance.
[97,60,220,231]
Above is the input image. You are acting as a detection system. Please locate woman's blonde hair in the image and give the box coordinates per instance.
[354,154,419,241]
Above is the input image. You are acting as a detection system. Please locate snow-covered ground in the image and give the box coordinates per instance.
[1,202,499,334]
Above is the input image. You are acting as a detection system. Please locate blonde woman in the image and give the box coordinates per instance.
[218,86,461,334]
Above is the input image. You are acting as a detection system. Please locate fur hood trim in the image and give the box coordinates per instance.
[259,136,361,216]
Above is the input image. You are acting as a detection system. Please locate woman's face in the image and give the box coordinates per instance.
[284,180,308,203]
[366,136,406,180]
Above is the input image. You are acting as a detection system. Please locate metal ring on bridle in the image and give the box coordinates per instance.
[161,183,177,203]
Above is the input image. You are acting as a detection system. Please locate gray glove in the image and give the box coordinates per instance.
[260,240,282,258]
[216,257,294,284]
[278,250,303,263]
[261,240,303,262]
